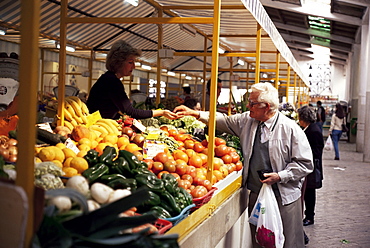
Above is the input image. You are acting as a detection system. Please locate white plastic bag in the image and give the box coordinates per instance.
[324,135,334,151]
[249,184,285,248]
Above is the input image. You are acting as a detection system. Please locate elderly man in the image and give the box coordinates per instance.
[174,82,313,247]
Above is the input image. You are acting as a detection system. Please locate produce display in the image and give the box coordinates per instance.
[0,103,244,242]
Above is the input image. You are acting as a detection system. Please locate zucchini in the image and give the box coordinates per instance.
[9,129,46,144]
[36,127,67,145]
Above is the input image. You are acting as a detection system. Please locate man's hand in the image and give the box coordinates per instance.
[173,105,200,119]
[162,110,178,120]
[261,172,281,185]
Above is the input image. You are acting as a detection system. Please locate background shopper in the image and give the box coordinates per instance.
[328,103,346,160]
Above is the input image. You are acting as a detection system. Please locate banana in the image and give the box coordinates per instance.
[81,102,90,116]
[67,96,82,107]
[66,98,83,117]
[64,101,77,118]
[89,124,108,135]
[88,128,102,138]
[97,119,119,135]
[63,107,73,122]
[64,120,74,131]
[75,116,84,125]
[107,118,119,127]
[81,115,88,124]
[70,118,78,128]
[95,121,114,134]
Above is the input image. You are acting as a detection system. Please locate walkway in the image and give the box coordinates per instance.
[304,140,370,247]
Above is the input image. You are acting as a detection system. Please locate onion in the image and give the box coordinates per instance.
[8,154,17,163]
[66,175,90,196]
[8,146,18,156]
[7,138,17,147]
[0,148,9,161]
[48,196,72,213]
[90,182,114,204]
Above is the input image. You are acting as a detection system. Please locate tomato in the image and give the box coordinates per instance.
[184,140,195,149]
[215,144,230,157]
[163,160,177,173]
[132,150,144,161]
[170,173,181,182]
[235,160,243,171]
[202,147,209,155]
[215,137,226,146]
[160,126,169,132]
[175,134,188,142]
[198,153,208,165]
[186,165,197,178]
[193,142,205,153]
[227,163,236,174]
[191,185,208,198]
[157,170,169,179]
[221,154,232,164]
[230,151,240,163]
[213,170,223,182]
[185,149,196,158]
[178,179,191,189]
[200,179,213,191]
[173,150,189,163]
[177,141,185,147]
[201,139,208,148]
[193,176,205,186]
[189,155,203,168]
[122,127,134,138]
[143,159,154,170]
[152,161,164,174]
[175,163,187,176]
[154,152,169,164]
[181,174,193,184]
[219,165,229,178]
[168,129,178,137]
[175,159,187,166]
[213,157,224,170]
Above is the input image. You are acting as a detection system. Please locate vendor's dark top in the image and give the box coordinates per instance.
[87,71,152,119]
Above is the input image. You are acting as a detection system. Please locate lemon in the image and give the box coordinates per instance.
[55,143,67,149]
[38,147,55,161]
[52,160,63,169]
[52,146,65,162]
[62,167,79,177]
[70,157,89,173]
[62,148,77,159]
[63,157,74,167]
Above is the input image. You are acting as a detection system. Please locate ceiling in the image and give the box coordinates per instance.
[0,0,367,88]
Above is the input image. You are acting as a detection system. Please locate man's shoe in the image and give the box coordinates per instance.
[304,232,310,245]
[334,157,340,160]
[303,219,314,226]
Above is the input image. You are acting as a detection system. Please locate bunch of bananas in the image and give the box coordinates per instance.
[89,118,121,137]
[62,96,89,131]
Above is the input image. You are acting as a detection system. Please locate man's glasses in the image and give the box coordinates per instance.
[248,100,264,107]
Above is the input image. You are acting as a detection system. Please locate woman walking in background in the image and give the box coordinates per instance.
[328,103,346,160]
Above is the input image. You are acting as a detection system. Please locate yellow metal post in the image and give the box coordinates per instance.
[255,23,262,84]
[286,64,291,102]
[202,36,207,110]
[206,0,221,184]
[88,49,93,91]
[275,51,280,89]
[156,10,163,107]
[17,0,40,245]
[57,0,68,126]
[294,73,297,108]
[228,57,233,115]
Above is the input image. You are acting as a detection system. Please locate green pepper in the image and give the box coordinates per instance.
[99,146,117,165]
[143,190,161,206]
[107,178,137,191]
[135,173,164,193]
[161,173,179,197]
[149,206,172,219]
[111,157,133,177]
[83,149,99,167]
[179,187,193,206]
[175,191,187,210]
[119,150,142,170]
[100,173,126,182]
[160,191,181,216]
[131,166,155,176]
[82,163,109,184]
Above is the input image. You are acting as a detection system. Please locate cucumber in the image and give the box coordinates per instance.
[36,127,66,145]
[9,129,46,145]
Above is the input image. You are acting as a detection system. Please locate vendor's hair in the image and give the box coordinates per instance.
[184,98,199,110]
[207,78,221,92]
[251,82,279,113]
[106,40,141,73]
[298,105,316,123]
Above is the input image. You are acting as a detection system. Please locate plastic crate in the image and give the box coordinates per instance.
[191,187,217,211]
[154,218,173,234]
[164,203,196,226]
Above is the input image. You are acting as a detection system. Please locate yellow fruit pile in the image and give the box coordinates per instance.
[62,96,90,131]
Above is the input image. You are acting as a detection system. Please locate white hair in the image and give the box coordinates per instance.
[251,83,279,112]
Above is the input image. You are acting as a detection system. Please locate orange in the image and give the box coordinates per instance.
[173,150,189,163]
[63,157,74,167]
[117,136,130,149]
[189,155,203,168]
[125,143,142,153]
[77,150,88,158]
[184,140,195,149]
[70,157,89,173]
[62,148,77,159]
[102,134,118,145]
[185,149,196,159]
[78,138,92,148]
[62,167,79,178]
[198,153,208,165]
[91,140,98,149]
[213,170,223,182]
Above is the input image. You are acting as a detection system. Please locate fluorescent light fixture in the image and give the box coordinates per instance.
[237,59,245,66]
[125,0,139,7]
[262,73,268,78]
[200,79,204,83]
[167,71,176,76]
[185,76,192,80]
[55,41,75,52]
[218,47,225,54]
[0,27,6,35]
[135,62,141,66]
[162,69,168,72]
[181,74,186,77]
[141,64,151,70]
